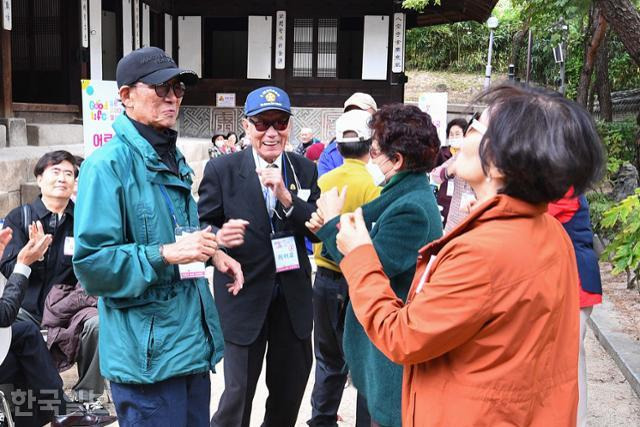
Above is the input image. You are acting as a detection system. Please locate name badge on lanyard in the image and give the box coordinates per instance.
[270,232,300,273]
[63,236,75,256]
[175,226,207,280]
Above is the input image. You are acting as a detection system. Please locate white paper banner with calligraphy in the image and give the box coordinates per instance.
[2,0,11,31]
[392,13,405,73]
[275,11,286,70]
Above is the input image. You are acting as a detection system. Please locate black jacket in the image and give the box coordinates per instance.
[0,273,27,327]
[198,148,320,345]
[0,197,76,322]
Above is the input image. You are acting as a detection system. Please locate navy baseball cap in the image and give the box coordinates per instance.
[244,86,292,117]
[116,47,198,88]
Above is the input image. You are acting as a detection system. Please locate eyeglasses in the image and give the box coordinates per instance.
[248,116,290,132]
[465,119,487,137]
[137,81,186,98]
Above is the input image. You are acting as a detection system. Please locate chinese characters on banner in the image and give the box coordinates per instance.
[81,0,88,47]
[2,0,11,30]
[275,11,286,70]
[81,80,124,157]
[134,0,140,49]
[418,92,448,146]
[392,13,405,73]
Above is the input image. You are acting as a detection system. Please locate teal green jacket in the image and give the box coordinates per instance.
[73,114,224,384]
[317,171,442,427]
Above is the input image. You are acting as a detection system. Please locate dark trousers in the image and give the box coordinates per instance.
[110,372,210,427]
[17,308,104,402]
[308,268,372,427]
[308,268,349,427]
[211,285,312,427]
[0,320,66,427]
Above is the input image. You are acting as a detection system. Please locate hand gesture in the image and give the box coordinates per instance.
[336,208,372,256]
[317,186,347,223]
[0,228,12,259]
[217,219,249,248]
[213,251,244,296]
[305,209,325,234]
[256,167,292,208]
[162,226,218,264]
[17,222,53,266]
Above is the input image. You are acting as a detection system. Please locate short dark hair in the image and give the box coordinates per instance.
[34,150,78,178]
[476,84,604,204]
[446,118,468,136]
[370,103,440,173]
[211,133,225,143]
[336,139,371,158]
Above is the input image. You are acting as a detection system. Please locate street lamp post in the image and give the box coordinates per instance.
[559,22,568,96]
[484,16,499,90]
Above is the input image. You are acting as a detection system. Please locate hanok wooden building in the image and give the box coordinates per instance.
[0,0,497,139]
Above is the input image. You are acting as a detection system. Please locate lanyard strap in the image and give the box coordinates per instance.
[159,185,180,229]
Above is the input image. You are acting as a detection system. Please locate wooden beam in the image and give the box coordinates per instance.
[0,30,12,117]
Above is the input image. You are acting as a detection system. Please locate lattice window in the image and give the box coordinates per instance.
[317,18,337,78]
[293,18,313,78]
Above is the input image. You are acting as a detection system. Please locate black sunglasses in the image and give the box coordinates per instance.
[248,116,290,132]
[137,81,186,98]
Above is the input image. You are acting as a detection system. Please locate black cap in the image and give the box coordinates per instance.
[116,46,199,88]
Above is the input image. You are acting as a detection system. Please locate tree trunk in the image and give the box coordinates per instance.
[596,0,640,66]
[595,31,613,121]
[577,7,608,106]
[509,19,530,74]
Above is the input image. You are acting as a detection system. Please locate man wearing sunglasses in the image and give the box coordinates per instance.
[198,86,321,427]
[73,47,228,426]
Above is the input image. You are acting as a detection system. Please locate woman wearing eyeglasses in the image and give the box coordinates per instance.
[308,103,443,427]
[333,84,605,427]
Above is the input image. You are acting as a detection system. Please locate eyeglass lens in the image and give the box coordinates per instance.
[250,117,290,132]
[154,82,186,98]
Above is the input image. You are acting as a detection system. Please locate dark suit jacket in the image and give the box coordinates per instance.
[0,273,27,327]
[197,148,320,345]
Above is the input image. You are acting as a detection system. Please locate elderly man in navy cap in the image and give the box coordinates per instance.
[198,86,321,427]
[73,47,242,426]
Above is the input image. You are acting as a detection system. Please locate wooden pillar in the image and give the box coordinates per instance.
[0,29,12,117]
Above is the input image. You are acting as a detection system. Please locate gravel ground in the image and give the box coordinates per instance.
[59,320,640,427]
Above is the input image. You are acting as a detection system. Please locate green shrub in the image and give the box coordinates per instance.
[586,191,616,241]
[596,119,638,181]
[601,189,640,289]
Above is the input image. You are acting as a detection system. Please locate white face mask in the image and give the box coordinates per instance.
[367,159,388,186]
[448,137,464,149]
[215,140,225,149]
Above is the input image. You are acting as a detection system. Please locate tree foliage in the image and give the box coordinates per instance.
[404,0,640,95]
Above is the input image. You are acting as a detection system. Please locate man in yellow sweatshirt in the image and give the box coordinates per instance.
[308,109,381,427]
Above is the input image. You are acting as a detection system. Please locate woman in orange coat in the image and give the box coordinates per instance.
[333,84,605,427]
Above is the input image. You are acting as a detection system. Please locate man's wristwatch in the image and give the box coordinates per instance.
[159,244,169,264]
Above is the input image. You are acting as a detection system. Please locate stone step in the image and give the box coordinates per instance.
[26,123,84,146]
[0,144,83,194]
[0,190,21,218]
[0,124,6,148]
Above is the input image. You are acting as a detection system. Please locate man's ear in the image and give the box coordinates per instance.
[119,86,133,109]
[241,118,250,132]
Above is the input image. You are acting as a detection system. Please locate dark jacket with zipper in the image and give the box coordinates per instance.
[0,197,76,323]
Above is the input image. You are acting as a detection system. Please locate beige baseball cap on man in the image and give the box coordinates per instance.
[343,92,377,113]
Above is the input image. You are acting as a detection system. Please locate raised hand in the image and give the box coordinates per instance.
[336,208,372,256]
[162,226,218,264]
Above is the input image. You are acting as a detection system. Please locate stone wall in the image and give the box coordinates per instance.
[179,106,343,143]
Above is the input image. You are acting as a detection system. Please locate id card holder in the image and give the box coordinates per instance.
[175,226,206,280]
[63,236,75,256]
[446,179,455,197]
[270,232,300,273]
